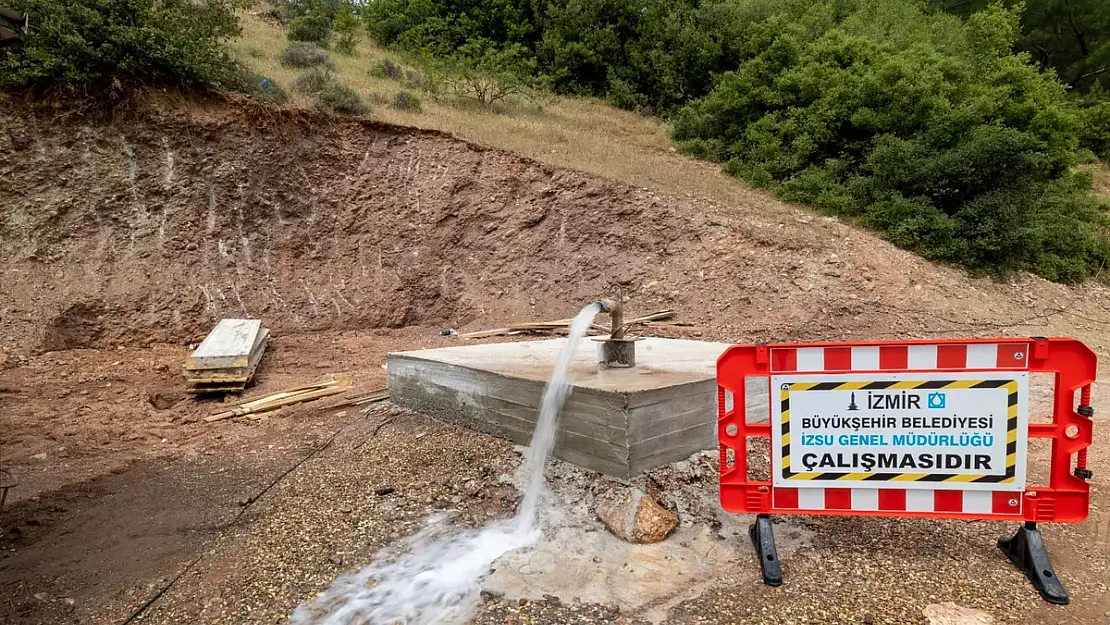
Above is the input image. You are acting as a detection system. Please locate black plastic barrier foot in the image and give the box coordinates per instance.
[748,514,783,587]
[998,522,1069,605]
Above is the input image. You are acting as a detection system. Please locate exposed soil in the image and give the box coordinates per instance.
[1,93,1109,624]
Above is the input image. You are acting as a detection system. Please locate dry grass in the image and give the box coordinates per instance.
[229,12,795,220]
[1088,162,1110,199]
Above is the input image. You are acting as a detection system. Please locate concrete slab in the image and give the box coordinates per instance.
[387,338,767,478]
[392,337,729,392]
[187,319,265,371]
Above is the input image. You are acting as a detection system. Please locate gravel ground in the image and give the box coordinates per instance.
[76,396,1108,625]
[126,405,526,625]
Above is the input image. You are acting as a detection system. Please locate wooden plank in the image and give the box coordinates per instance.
[187,383,247,393]
[221,380,340,409]
[186,376,247,384]
[186,320,264,371]
[205,385,348,422]
[459,319,608,340]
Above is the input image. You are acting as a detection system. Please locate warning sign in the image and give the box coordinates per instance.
[771,372,1028,490]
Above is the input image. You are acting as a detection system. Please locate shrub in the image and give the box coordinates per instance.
[1078,98,1110,159]
[0,0,241,90]
[392,90,422,111]
[367,91,392,105]
[371,59,430,91]
[317,83,368,114]
[371,59,403,80]
[288,10,332,45]
[280,41,334,69]
[293,68,333,93]
[605,69,646,111]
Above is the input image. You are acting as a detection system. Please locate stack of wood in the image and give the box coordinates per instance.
[205,379,351,422]
[184,319,270,393]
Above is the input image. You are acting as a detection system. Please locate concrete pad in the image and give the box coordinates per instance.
[387,338,760,478]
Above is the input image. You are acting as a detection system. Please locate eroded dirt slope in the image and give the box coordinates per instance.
[4,94,1109,361]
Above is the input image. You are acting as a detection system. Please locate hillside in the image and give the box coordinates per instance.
[231,12,810,223]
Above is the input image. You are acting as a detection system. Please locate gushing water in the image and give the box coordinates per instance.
[289,302,603,625]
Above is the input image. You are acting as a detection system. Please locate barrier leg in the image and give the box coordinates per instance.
[997,522,1069,605]
[748,514,782,587]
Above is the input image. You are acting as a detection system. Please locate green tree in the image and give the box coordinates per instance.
[0,0,241,90]
[364,0,538,56]
[288,8,332,45]
[933,0,1110,91]
[436,38,538,105]
[674,1,1105,280]
[281,0,341,20]
[536,0,642,94]
[333,0,360,54]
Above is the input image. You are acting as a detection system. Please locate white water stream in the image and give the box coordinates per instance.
[289,302,603,625]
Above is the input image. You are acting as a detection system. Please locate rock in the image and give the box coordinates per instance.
[923,603,994,625]
[671,459,703,482]
[9,131,31,151]
[30,452,47,462]
[375,486,395,496]
[148,391,184,410]
[480,589,504,602]
[33,592,51,602]
[595,487,678,544]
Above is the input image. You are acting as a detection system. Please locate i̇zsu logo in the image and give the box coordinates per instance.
[928,392,947,409]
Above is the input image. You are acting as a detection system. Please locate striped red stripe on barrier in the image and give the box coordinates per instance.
[770,343,1029,373]
[773,487,1022,515]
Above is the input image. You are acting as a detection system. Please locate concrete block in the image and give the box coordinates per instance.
[387,337,747,479]
[187,319,265,371]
